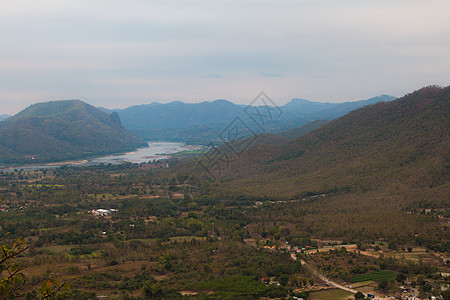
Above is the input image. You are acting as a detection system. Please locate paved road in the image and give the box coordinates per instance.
[290,252,359,294]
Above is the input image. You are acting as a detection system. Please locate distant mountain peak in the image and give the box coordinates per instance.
[285,98,315,105]
[211,99,233,104]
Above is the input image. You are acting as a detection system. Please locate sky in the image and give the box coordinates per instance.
[1,0,450,115]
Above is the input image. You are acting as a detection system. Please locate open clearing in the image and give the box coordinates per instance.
[310,288,353,300]
[351,270,397,283]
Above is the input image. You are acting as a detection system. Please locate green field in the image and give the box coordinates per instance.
[171,149,205,157]
[351,270,398,283]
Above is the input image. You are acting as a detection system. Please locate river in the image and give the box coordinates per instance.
[0,142,192,172]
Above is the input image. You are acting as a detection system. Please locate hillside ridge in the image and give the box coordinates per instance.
[0,100,146,165]
[180,85,449,201]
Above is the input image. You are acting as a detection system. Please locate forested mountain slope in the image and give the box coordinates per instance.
[277,119,329,139]
[184,86,449,202]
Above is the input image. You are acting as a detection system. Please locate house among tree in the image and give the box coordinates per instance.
[91,208,117,216]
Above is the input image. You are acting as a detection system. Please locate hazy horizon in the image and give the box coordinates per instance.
[3,92,401,116]
[1,0,449,115]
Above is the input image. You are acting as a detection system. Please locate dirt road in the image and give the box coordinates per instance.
[290,252,359,294]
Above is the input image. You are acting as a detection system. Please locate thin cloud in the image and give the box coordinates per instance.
[0,0,449,114]
[206,74,223,78]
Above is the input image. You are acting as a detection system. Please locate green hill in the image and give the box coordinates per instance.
[0,100,146,165]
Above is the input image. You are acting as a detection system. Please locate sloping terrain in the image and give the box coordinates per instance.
[277,120,329,139]
[181,86,448,202]
[0,100,146,164]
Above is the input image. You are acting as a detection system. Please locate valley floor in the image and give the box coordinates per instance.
[0,163,448,299]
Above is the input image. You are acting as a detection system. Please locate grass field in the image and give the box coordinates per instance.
[350,280,376,288]
[310,289,353,300]
[171,150,205,157]
[351,270,397,283]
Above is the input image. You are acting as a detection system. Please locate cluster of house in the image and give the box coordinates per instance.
[262,244,313,252]
[391,286,420,300]
[90,208,117,216]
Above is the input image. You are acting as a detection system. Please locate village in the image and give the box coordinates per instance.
[249,238,448,300]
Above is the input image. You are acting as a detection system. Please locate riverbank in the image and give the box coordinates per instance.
[0,142,192,172]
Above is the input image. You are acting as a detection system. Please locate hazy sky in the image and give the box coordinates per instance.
[1,0,449,115]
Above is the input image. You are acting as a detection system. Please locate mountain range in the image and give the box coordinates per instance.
[102,95,396,143]
[0,94,397,166]
[0,100,145,165]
